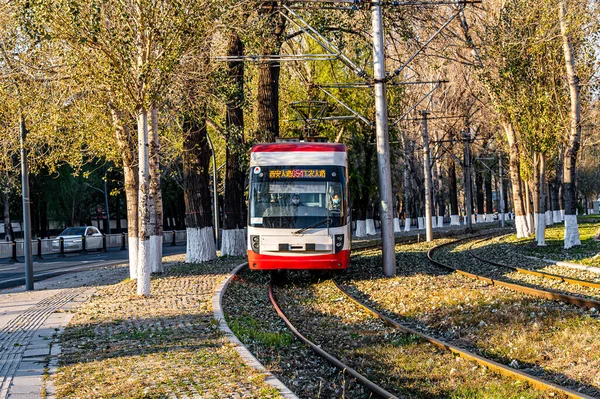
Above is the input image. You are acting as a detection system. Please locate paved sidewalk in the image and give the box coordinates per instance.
[0,265,128,399]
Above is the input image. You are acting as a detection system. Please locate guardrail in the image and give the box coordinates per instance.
[0,230,188,261]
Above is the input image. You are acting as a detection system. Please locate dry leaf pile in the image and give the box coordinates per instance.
[53,255,281,399]
[344,240,600,397]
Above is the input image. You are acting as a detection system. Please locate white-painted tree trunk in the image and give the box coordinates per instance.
[437,216,444,228]
[472,214,477,224]
[355,220,367,237]
[404,218,411,232]
[536,213,546,246]
[431,217,437,228]
[525,214,534,236]
[128,237,138,279]
[563,215,581,249]
[366,219,376,235]
[150,236,162,273]
[561,210,565,221]
[545,211,553,226]
[137,239,150,295]
[476,214,485,223]
[186,227,217,262]
[393,218,401,233]
[450,215,460,226]
[149,105,163,274]
[553,210,562,224]
[137,109,151,296]
[221,229,247,256]
[515,215,529,238]
[588,208,594,215]
[418,217,424,230]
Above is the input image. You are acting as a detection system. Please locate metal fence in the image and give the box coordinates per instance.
[0,230,188,260]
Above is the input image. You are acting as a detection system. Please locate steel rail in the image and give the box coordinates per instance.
[468,236,600,290]
[268,282,401,399]
[427,238,600,309]
[332,281,595,399]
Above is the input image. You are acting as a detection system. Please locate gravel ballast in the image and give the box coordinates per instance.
[223,232,599,398]
[344,240,600,397]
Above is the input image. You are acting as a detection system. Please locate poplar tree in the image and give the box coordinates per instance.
[21,0,217,295]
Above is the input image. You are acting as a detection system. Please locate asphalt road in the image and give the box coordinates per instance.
[0,245,187,290]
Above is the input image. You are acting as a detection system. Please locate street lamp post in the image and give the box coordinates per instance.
[20,116,34,291]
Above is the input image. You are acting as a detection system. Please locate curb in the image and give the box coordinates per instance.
[212,262,299,399]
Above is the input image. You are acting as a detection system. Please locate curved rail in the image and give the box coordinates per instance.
[268,281,401,399]
[468,237,600,290]
[427,238,600,309]
[332,280,594,399]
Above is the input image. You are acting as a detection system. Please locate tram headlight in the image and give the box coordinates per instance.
[334,234,344,253]
[250,235,260,253]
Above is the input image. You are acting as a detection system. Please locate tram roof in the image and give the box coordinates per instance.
[251,143,346,153]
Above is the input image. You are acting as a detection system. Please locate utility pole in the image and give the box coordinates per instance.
[499,154,505,227]
[371,2,395,277]
[421,111,433,242]
[20,116,33,291]
[463,131,473,232]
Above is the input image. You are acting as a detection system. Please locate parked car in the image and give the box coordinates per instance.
[51,226,103,252]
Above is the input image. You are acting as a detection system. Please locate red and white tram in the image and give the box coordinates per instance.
[247,141,351,271]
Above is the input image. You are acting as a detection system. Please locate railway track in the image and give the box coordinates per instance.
[223,230,600,398]
[468,236,600,290]
[268,280,401,399]
[330,280,594,399]
[428,236,600,309]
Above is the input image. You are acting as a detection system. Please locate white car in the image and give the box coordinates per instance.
[52,226,103,252]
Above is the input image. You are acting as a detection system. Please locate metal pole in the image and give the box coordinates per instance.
[20,116,34,291]
[104,169,111,234]
[421,111,433,242]
[499,154,505,227]
[463,131,473,232]
[371,2,395,277]
[206,133,220,249]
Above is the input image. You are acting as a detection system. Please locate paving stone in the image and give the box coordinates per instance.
[7,376,41,394]
[22,348,48,358]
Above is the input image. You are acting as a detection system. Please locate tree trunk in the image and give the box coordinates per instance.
[448,156,459,225]
[2,186,12,242]
[534,153,547,246]
[137,108,151,296]
[503,120,530,237]
[475,168,484,222]
[434,137,444,227]
[222,31,247,256]
[559,0,581,248]
[256,2,286,142]
[183,110,216,262]
[436,162,444,227]
[485,171,493,220]
[149,105,163,273]
[402,131,414,231]
[109,104,139,278]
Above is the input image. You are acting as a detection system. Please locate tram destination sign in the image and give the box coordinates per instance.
[269,169,326,179]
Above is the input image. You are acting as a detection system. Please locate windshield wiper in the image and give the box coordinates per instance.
[293,218,331,235]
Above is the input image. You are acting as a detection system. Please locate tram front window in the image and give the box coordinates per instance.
[249,166,346,229]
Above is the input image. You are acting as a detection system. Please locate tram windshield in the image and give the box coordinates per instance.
[249,165,347,229]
